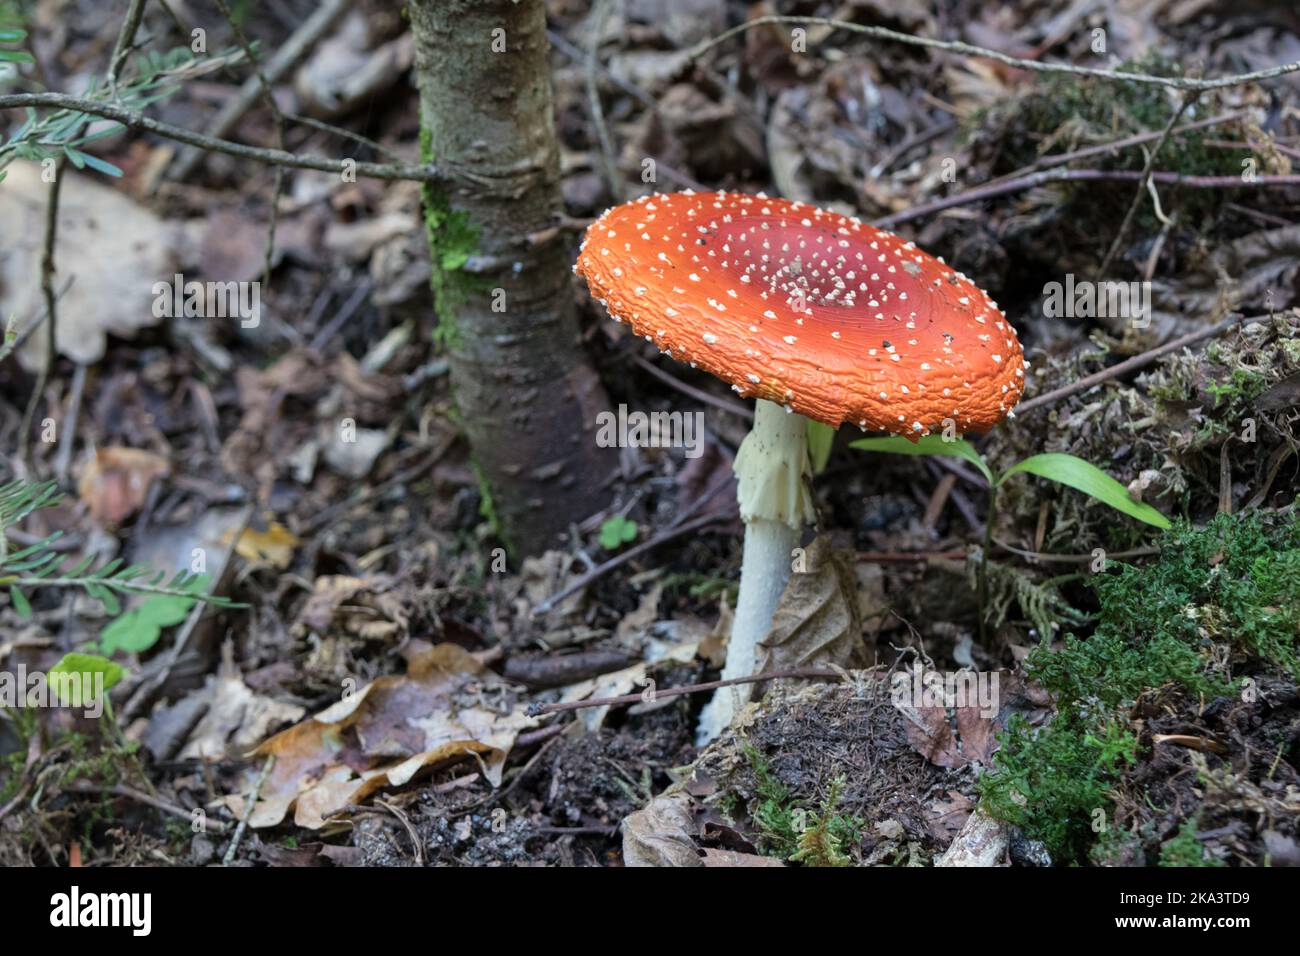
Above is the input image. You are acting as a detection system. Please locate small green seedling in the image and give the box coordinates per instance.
[851,435,1170,642]
[598,515,638,551]
[849,434,1171,529]
[100,574,211,655]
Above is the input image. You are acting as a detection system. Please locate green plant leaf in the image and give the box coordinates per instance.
[998,453,1172,529]
[849,433,994,486]
[84,582,120,616]
[68,148,123,178]
[806,420,835,474]
[9,585,30,618]
[598,515,638,551]
[47,652,125,704]
[100,574,210,655]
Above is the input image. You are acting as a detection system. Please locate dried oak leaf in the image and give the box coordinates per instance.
[77,447,170,526]
[246,643,533,829]
[898,666,1013,769]
[755,535,870,673]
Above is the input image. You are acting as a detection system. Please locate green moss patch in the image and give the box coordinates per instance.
[980,511,1300,862]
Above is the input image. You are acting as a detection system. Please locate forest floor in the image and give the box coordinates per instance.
[1,0,1299,867]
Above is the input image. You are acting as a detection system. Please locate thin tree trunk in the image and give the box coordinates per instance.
[409,0,615,555]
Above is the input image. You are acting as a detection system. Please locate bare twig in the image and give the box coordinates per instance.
[586,0,622,200]
[857,549,968,561]
[223,754,274,866]
[213,0,286,288]
[1097,90,1198,278]
[106,0,148,92]
[285,111,402,162]
[529,666,843,716]
[686,15,1300,92]
[546,29,709,193]
[991,539,1161,564]
[530,511,729,618]
[168,0,350,181]
[632,354,754,419]
[19,159,65,465]
[986,111,1245,186]
[0,313,16,364]
[1014,312,1270,416]
[52,362,85,484]
[68,781,231,833]
[0,93,443,182]
[873,168,1300,229]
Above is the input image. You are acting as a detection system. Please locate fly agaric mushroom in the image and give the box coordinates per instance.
[575,190,1026,743]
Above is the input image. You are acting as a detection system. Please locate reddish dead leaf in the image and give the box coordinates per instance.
[902,705,962,768]
[77,447,170,525]
[926,790,975,842]
[954,702,1000,766]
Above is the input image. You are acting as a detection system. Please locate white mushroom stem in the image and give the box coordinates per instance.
[697,398,817,745]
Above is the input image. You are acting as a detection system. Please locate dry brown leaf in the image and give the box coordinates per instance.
[247,643,533,829]
[621,793,702,867]
[226,520,299,570]
[177,652,307,760]
[755,535,870,673]
[926,790,976,842]
[293,574,407,641]
[902,704,963,769]
[220,351,330,488]
[76,447,170,526]
[898,666,1009,769]
[697,597,733,668]
[613,582,664,644]
[557,639,699,731]
[0,163,179,371]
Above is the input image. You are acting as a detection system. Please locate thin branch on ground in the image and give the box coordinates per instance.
[872,168,1300,229]
[285,111,402,162]
[1014,311,1270,416]
[984,111,1245,187]
[632,354,754,419]
[686,14,1300,92]
[530,510,730,618]
[68,781,231,833]
[992,539,1162,563]
[1097,90,1199,278]
[222,754,274,866]
[586,0,622,200]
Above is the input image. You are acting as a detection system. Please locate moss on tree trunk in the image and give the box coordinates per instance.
[409,0,615,555]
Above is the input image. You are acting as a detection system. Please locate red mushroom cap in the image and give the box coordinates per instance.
[576,190,1026,437]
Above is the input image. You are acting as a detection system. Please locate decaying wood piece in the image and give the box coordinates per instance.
[936,807,1009,867]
